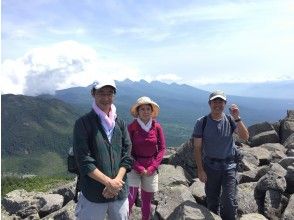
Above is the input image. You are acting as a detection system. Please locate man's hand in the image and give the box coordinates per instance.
[229,104,240,119]
[106,178,124,191]
[198,169,207,183]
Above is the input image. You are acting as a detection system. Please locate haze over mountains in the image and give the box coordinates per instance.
[2,79,294,175]
[197,80,294,100]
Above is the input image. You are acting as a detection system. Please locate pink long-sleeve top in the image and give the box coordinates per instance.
[128,119,166,174]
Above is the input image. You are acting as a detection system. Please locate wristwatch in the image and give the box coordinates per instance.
[234,117,242,122]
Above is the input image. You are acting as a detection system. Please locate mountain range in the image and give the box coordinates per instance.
[2,79,294,175]
[197,80,294,100]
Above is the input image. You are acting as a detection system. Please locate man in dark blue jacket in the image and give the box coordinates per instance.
[73,79,133,220]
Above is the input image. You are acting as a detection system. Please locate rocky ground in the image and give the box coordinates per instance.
[2,110,294,219]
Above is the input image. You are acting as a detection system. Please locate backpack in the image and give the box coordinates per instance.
[67,114,94,202]
[201,114,243,170]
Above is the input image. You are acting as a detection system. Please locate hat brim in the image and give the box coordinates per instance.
[209,95,226,101]
[130,101,160,118]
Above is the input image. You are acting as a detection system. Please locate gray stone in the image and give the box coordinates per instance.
[155,185,220,220]
[248,122,279,147]
[36,194,64,217]
[237,182,259,215]
[239,213,268,220]
[264,190,283,220]
[285,165,294,194]
[278,157,294,169]
[158,164,189,188]
[283,133,294,150]
[2,189,37,215]
[280,118,294,144]
[250,131,280,147]
[282,194,294,220]
[50,181,75,205]
[238,166,269,184]
[247,147,272,165]
[168,139,196,179]
[42,200,76,220]
[190,178,206,205]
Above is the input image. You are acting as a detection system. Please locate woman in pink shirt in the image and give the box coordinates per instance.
[128,96,166,220]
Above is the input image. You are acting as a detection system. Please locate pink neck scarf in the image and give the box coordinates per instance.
[92,101,117,132]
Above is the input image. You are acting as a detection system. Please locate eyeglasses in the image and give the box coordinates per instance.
[96,92,115,97]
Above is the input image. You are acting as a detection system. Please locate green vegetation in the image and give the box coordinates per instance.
[2,152,68,176]
[1,175,74,196]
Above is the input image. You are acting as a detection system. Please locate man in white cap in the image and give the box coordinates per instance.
[73,79,133,220]
[192,90,249,220]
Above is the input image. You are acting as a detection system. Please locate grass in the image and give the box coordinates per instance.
[1,175,74,196]
[2,151,68,176]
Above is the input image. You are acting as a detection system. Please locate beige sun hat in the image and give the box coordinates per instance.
[130,96,160,118]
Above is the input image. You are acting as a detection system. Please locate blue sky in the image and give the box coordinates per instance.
[1,0,294,95]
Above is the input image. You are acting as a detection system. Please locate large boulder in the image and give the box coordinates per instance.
[158,164,190,188]
[155,184,220,220]
[285,165,294,194]
[280,110,294,144]
[248,122,280,147]
[256,163,287,193]
[282,194,294,220]
[190,178,206,205]
[247,147,273,166]
[168,139,196,179]
[264,189,287,220]
[239,213,268,220]
[42,200,76,220]
[50,181,76,205]
[1,189,64,219]
[283,133,294,151]
[237,182,259,215]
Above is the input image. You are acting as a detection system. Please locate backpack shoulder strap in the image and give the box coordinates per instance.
[201,115,208,134]
[225,114,235,133]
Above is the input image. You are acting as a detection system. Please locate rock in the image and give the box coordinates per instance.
[37,194,64,218]
[287,149,294,157]
[50,181,75,205]
[256,163,287,194]
[264,190,284,220]
[190,178,206,205]
[237,182,259,215]
[2,189,36,216]
[248,122,279,147]
[280,111,294,144]
[42,200,76,220]
[238,166,269,184]
[16,206,39,219]
[283,133,294,150]
[239,148,259,171]
[247,147,272,166]
[278,157,294,169]
[158,164,190,188]
[282,194,294,220]
[155,185,220,220]
[285,165,294,194]
[168,139,196,179]
[239,213,268,220]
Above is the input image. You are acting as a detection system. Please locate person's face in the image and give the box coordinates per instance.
[137,104,152,123]
[209,98,226,115]
[92,86,115,112]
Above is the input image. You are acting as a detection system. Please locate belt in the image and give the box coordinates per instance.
[206,156,235,163]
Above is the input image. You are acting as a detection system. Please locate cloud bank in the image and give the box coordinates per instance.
[1,41,143,95]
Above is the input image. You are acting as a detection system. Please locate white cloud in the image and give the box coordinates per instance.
[1,41,141,95]
[155,73,182,82]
